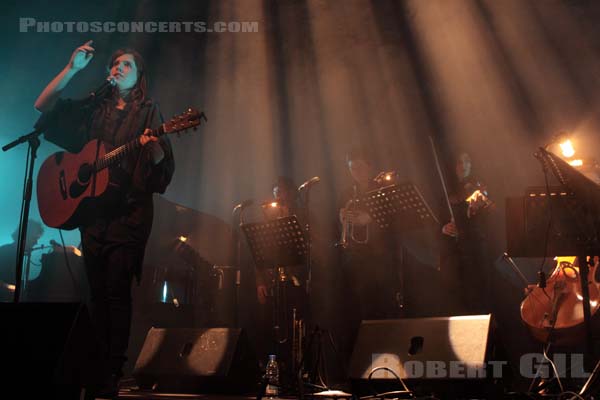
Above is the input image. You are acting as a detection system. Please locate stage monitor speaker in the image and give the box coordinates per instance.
[0,302,103,399]
[349,315,496,396]
[133,327,258,393]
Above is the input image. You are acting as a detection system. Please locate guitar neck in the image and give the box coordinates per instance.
[94,126,163,171]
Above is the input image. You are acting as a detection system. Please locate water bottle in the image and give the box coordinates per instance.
[265,354,279,398]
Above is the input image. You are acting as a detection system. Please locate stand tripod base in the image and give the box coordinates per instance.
[296,326,348,399]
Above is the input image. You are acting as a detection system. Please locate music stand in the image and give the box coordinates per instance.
[242,215,308,395]
[512,148,600,396]
[241,215,308,270]
[506,187,600,257]
[535,150,599,346]
[362,182,439,231]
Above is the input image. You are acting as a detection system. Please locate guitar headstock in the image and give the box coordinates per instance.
[162,108,206,135]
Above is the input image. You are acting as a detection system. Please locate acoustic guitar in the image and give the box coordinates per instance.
[37,108,205,230]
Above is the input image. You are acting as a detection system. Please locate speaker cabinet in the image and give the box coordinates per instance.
[349,315,497,397]
[133,327,258,393]
[0,302,102,399]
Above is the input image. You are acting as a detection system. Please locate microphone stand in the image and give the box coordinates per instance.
[22,251,32,297]
[301,188,313,297]
[297,178,319,296]
[2,128,44,302]
[231,202,250,328]
[2,76,116,303]
[297,183,323,397]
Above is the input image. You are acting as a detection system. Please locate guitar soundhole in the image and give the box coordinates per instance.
[69,163,92,199]
[69,181,88,199]
[78,163,92,184]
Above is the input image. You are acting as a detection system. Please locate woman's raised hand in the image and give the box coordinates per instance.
[69,40,95,72]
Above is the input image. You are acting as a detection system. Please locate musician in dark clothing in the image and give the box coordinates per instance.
[255,176,309,377]
[0,221,44,302]
[440,152,493,315]
[257,176,308,306]
[337,148,400,362]
[34,40,175,397]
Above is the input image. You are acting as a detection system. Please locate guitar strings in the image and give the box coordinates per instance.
[94,121,182,171]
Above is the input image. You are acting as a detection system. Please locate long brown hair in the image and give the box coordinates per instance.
[106,48,148,105]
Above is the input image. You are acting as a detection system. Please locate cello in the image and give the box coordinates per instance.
[520,256,600,345]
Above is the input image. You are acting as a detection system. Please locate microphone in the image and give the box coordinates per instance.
[298,176,320,191]
[537,270,546,289]
[89,75,116,99]
[28,244,49,252]
[233,199,254,225]
[233,199,254,213]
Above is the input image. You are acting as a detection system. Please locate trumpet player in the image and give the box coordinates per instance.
[337,147,401,362]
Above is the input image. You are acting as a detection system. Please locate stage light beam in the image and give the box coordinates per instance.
[559,139,575,158]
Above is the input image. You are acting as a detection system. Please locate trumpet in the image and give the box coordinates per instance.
[261,199,288,220]
[292,308,305,373]
[374,170,398,185]
[336,185,369,248]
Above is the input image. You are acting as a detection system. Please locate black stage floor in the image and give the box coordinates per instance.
[103,378,595,400]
